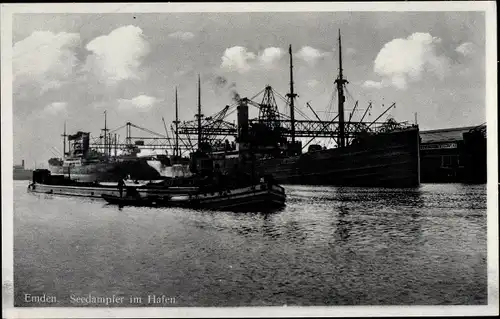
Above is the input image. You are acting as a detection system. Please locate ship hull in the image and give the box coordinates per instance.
[27,182,197,199]
[49,159,162,182]
[218,128,420,188]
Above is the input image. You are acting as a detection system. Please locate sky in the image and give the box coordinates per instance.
[10,10,486,169]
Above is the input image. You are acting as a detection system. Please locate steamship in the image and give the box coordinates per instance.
[48,130,171,182]
[208,101,420,187]
[188,32,420,188]
[49,89,193,183]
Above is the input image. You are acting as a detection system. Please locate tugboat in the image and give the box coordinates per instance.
[100,174,284,212]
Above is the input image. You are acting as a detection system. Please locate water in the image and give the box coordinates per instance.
[13,181,487,306]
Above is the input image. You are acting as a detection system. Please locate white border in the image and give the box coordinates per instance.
[2,2,498,318]
[0,1,497,12]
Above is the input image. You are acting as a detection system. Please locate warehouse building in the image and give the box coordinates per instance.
[419,124,486,183]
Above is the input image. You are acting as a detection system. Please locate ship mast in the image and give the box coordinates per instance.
[286,44,297,144]
[174,87,180,157]
[196,74,203,150]
[334,29,348,148]
[61,121,67,158]
[102,110,109,157]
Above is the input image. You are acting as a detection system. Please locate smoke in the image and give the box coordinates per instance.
[232,90,241,102]
[227,81,240,102]
[213,75,240,102]
[214,75,227,88]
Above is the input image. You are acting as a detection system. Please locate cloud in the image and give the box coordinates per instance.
[307,79,320,88]
[168,31,195,41]
[221,46,257,73]
[84,25,150,84]
[221,46,286,73]
[13,31,81,94]
[295,46,331,66]
[364,32,450,90]
[258,47,284,67]
[118,95,159,110]
[362,80,386,89]
[455,42,476,56]
[44,102,67,114]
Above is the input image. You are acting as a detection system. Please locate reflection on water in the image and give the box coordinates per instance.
[13,181,487,306]
[335,205,352,242]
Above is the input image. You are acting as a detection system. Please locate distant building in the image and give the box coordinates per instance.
[13,159,26,170]
[13,160,33,180]
[419,125,486,183]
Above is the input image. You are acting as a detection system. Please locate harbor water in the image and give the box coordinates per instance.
[13,180,487,306]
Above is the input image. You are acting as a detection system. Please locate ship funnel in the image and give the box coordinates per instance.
[237,98,249,144]
[22,160,25,169]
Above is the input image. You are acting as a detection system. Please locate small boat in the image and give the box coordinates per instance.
[101,194,173,207]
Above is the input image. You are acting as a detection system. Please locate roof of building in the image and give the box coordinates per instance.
[420,126,477,144]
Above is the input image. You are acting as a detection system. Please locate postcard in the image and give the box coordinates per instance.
[2,2,498,318]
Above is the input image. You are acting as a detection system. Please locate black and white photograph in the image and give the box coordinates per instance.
[2,2,498,318]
